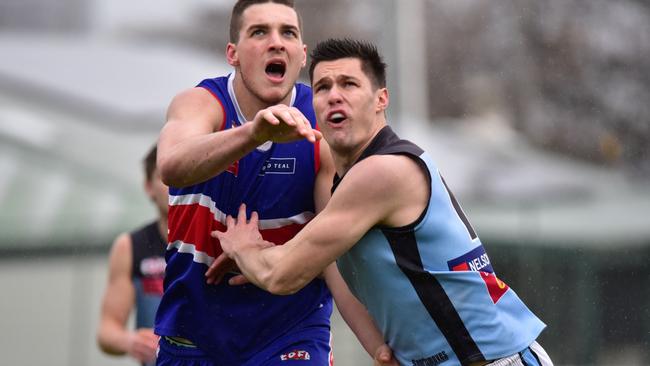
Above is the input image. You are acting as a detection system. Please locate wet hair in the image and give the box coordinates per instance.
[309,38,387,89]
[229,0,302,43]
[143,144,157,182]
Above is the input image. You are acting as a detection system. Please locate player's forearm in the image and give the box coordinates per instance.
[97,319,130,355]
[232,245,316,295]
[159,123,260,187]
[336,297,386,357]
[327,268,386,357]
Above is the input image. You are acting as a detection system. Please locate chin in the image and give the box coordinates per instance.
[327,137,351,153]
[262,88,291,104]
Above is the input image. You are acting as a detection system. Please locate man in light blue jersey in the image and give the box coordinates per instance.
[207,38,554,366]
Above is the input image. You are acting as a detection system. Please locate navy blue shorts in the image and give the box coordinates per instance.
[156,326,333,366]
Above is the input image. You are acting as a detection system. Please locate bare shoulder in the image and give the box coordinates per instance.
[349,154,425,190]
[341,154,428,227]
[111,233,132,254]
[166,87,224,131]
[108,233,133,275]
[169,87,217,108]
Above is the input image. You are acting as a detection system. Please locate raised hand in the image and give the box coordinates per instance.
[250,105,322,144]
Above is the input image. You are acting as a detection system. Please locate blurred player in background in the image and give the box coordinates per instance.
[97,144,167,366]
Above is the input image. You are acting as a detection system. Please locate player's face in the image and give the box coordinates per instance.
[227,3,306,105]
[312,58,388,156]
[145,169,169,216]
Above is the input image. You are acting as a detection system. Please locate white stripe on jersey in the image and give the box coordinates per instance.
[167,240,215,266]
[169,192,315,230]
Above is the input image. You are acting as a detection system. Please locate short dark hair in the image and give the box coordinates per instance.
[229,0,301,43]
[309,38,387,89]
[143,144,157,182]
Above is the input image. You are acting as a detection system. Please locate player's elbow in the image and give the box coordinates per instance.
[158,154,190,187]
[267,280,299,295]
[265,269,305,295]
[96,329,124,356]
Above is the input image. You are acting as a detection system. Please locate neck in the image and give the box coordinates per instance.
[332,121,386,177]
[157,215,168,240]
[233,72,293,121]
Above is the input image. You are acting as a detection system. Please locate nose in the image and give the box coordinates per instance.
[268,30,286,52]
[327,85,343,105]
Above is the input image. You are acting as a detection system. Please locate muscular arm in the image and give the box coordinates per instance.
[216,154,428,295]
[315,143,394,362]
[97,234,158,362]
[158,87,321,187]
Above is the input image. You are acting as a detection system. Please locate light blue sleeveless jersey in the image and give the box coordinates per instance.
[335,126,545,366]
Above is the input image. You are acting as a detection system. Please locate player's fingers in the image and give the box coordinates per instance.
[228,274,250,286]
[226,214,235,228]
[290,111,320,142]
[205,253,230,284]
[249,211,259,227]
[374,344,397,366]
[277,109,297,127]
[261,109,280,125]
[237,203,248,224]
[261,240,275,249]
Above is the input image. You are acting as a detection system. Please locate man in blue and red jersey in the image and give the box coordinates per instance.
[154,1,395,366]
[209,39,554,366]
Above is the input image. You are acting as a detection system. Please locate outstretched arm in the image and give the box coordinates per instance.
[97,234,158,363]
[211,155,418,293]
[313,142,396,365]
[324,264,397,365]
[211,154,428,293]
[158,87,322,187]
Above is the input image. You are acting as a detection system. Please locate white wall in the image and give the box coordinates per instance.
[0,256,368,366]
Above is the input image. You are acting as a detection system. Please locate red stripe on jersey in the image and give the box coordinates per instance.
[142,277,164,295]
[261,223,306,245]
[169,203,308,257]
[168,204,225,257]
[480,271,509,304]
[452,262,470,271]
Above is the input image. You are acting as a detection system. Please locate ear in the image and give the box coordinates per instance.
[144,179,155,202]
[301,44,307,67]
[376,87,389,113]
[226,42,239,66]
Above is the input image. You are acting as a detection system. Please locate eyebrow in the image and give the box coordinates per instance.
[246,23,299,32]
[245,23,269,32]
[313,74,358,88]
[280,24,299,32]
[312,77,330,90]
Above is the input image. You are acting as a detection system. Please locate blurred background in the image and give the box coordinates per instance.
[0,0,648,365]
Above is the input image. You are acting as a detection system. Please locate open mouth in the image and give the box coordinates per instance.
[328,112,347,124]
[265,61,286,80]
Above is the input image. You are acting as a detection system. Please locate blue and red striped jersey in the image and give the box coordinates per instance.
[154,73,332,365]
